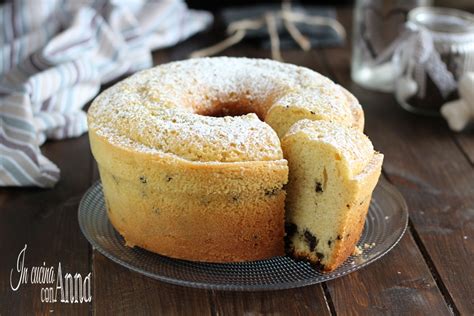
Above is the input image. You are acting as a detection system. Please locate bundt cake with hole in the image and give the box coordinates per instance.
[282,119,383,271]
[87,57,380,268]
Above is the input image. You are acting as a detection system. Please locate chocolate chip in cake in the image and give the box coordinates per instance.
[285,222,298,237]
[153,207,160,215]
[328,239,332,246]
[232,195,239,202]
[139,176,147,184]
[312,261,326,271]
[284,222,298,252]
[165,175,173,182]
[337,235,342,240]
[315,181,323,193]
[310,111,315,115]
[316,252,325,259]
[285,243,295,253]
[264,187,280,196]
[304,230,318,252]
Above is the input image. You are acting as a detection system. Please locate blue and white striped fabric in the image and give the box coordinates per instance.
[0,0,212,187]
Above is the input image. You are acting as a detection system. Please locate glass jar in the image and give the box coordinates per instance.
[395,7,474,116]
[351,0,431,92]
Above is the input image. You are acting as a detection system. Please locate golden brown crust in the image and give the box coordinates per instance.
[89,131,288,195]
[90,129,288,262]
[324,152,383,271]
[105,185,285,262]
[323,196,371,271]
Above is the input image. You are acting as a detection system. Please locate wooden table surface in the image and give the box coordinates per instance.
[1,7,473,316]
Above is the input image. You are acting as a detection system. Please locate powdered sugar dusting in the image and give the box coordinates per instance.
[285,119,375,176]
[88,57,348,162]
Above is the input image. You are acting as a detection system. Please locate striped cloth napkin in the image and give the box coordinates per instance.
[0,0,212,188]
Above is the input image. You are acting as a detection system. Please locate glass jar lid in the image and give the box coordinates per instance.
[409,7,474,35]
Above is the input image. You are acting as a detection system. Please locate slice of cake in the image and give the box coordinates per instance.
[281,119,383,271]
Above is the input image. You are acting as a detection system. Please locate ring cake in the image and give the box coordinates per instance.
[88,57,382,270]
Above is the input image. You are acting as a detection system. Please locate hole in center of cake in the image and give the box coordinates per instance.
[196,102,266,120]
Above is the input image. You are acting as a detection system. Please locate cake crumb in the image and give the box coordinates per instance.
[384,216,389,220]
[353,246,363,256]
[363,242,375,249]
[397,271,401,275]
[464,236,468,240]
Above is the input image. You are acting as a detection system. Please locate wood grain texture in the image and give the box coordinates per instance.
[321,7,473,314]
[93,252,213,316]
[454,133,474,165]
[326,232,451,315]
[358,87,474,315]
[212,286,331,316]
[0,135,93,315]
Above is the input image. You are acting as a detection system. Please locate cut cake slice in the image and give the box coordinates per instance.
[281,119,383,271]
